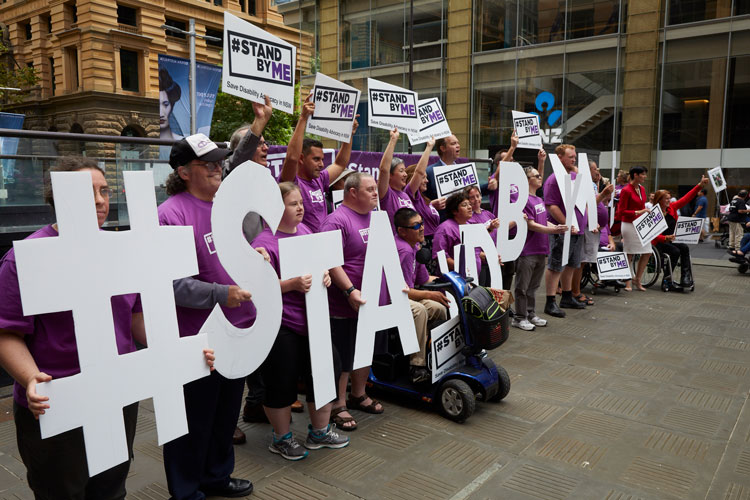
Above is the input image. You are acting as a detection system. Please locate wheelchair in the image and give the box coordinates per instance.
[646,245,695,293]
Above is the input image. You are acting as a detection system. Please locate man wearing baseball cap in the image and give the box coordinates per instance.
[158,133,255,499]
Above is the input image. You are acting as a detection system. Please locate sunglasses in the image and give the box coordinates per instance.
[399,222,424,230]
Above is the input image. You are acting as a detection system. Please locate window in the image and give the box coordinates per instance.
[164,18,187,39]
[724,56,750,148]
[24,21,32,40]
[49,56,56,94]
[117,4,138,27]
[239,0,256,13]
[65,46,79,90]
[205,27,223,48]
[65,1,78,26]
[27,61,33,69]
[120,49,139,92]
[43,14,52,34]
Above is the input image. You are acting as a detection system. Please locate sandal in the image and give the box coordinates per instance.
[346,394,384,414]
[330,406,357,431]
[575,294,594,306]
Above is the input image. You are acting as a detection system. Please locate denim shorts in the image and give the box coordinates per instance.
[547,233,584,272]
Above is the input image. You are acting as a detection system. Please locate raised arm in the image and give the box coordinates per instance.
[224,96,272,176]
[279,93,315,182]
[407,136,435,196]
[378,128,400,200]
[325,116,360,181]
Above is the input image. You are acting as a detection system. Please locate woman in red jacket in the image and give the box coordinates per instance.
[651,175,709,288]
[615,166,651,291]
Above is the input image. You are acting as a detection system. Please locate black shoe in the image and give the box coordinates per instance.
[410,366,430,384]
[559,297,586,309]
[544,302,566,318]
[202,478,253,498]
[232,426,246,445]
[242,403,269,424]
[730,256,745,264]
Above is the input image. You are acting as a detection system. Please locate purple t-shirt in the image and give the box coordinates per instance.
[381,186,415,231]
[432,218,482,274]
[597,202,611,247]
[158,192,256,336]
[521,195,550,256]
[0,225,141,407]
[320,205,373,319]
[469,209,498,244]
[543,172,587,233]
[251,224,313,335]
[396,236,429,289]
[295,169,330,233]
[408,190,440,237]
[490,184,519,238]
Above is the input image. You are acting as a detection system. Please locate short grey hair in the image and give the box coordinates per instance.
[344,172,373,193]
[390,157,405,174]
[229,124,252,151]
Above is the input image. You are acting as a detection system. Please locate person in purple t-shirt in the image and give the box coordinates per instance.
[393,208,449,383]
[0,157,213,499]
[542,144,587,318]
[513,167,567,331]
[251,182,349,460]
[466,185,500,286]
[291,118,358,232]
[432,190,487,276]
[319,172,381,431]
[158,134,255,499]
[403,139,443,265]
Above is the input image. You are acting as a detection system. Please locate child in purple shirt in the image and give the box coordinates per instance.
[432,190,483,276]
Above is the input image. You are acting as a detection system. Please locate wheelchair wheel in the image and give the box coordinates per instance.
[640,248,661,288]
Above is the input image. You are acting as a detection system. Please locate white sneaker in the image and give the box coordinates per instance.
[528,315,547,327]
[511,318,535,331]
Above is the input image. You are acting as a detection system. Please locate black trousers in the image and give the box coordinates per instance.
[162,371,245,500]
[14,401,138,500]
[656,242,690,273]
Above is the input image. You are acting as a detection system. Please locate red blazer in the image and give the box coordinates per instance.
[615,183,646,223]
[652,183,703,245]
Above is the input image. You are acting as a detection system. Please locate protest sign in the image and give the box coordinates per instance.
[433,163,479,198]
[496,162,529,262]
[223,12,296,114]
[595,251,632,280]
[633,204,668,246]
[332,189,344,210]
[708,166,726,193]
[512,111,542,149]
[407,97,451,146]
[307,73,360,142]
[367,78,420,134]
[674,216,703,244]
[429,316,463,384]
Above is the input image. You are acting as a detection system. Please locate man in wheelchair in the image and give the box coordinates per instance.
[393,208,450,383]
[650,175,709,289]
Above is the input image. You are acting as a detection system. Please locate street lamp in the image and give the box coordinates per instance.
[161,21,221,135]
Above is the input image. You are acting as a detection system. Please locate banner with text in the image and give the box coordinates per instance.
[595,251,632,280]
[307,73,360,142]
[634,204,668,246]
[223,12,296,114]
[407,97,451,146]
[429,316,463,384]
[674,216,703,244]
[433,163,479,198]
[367,78,420,134]
[512,110,542,149]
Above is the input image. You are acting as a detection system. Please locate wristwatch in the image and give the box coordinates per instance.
[344,286,356,297]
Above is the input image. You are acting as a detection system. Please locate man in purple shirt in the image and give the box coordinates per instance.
[292,119,358,232]
[543,144,587,317]
[158,134,255,500]
[394,208,449,383]
[320,172,381,431]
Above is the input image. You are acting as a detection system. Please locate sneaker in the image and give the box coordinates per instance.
[305,424,350,450]
[511,318,535,331]
[269,432,308,461]
[410,366,431,384]
[528,315,547,327]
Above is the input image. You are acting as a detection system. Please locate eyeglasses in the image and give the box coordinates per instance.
[193,161,222,172]
[399,221,424,230]
[96,187,112,198]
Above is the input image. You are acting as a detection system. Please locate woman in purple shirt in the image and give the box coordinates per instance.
[432,189,483,275]
[377,128,426,231]
[251,182,349,461]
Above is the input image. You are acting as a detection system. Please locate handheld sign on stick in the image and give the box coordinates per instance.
[307,73,361,142]
[367,78,420,134]
[512,110,542,149]
[407,98,451,146]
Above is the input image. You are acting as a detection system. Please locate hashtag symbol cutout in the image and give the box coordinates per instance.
[14,171,210,476]
[231,37,240,52]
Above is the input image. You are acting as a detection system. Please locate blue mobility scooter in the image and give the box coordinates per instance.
[368,269,512,423]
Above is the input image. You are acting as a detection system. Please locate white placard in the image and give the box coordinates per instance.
[595,251,632,280]
[306,73,360,142]
[223,12,296,114]
[674,216,703,244]
[708,166,726,193]
[460,224,502,289]
[512,111,542,149]
[573,153,599,231]
[407,98,451,146]
[496,161,530,262]
[332,189,344,210]
[367,78,420,134]
[429,315,463,383]
[433,163,479,199]
[633,204,668,246]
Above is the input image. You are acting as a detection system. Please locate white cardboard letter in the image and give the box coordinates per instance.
[460,224,503,289]
[497,161,529,262]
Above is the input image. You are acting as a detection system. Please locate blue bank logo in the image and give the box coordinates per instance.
[530,92,562,127]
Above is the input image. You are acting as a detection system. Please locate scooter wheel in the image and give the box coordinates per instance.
[438,379,475,423]
[739,264,748,274]
[488,365,511,402]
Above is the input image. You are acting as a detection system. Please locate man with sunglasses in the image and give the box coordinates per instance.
[394,208,449,383]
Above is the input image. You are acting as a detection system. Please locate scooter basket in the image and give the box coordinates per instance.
[461,287,512,350]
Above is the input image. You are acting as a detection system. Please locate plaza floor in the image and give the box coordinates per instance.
[0,253,747,500]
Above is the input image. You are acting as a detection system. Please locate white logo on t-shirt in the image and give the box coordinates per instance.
[430,205,439,216]
[310,189,324,204]
[358,228,370,244]
[398,198,414,209]
[204,232,217,254]
[534,203,546,215]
